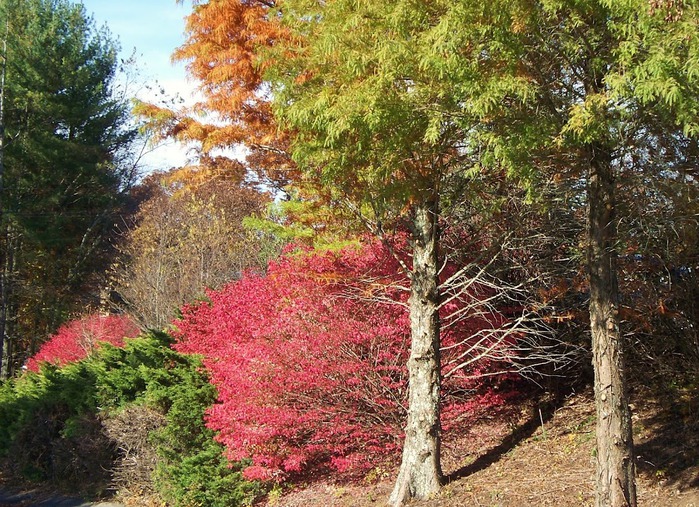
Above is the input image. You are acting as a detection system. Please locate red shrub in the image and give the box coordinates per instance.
[26,314,140,372]
[174,240,516,482]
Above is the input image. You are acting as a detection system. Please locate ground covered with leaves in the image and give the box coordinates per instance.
[262,387,698,507]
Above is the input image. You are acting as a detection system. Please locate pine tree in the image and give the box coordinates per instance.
[0,0,138,378]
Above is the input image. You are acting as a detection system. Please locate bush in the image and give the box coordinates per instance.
[26,314,140,372]
[0,360,112,495]
[0,331,261,506]
[174,240,516,482]
[99,332,262,506]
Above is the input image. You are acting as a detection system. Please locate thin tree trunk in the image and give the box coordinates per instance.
[587,144,636,507]
[0,19,8,381]
[0,223,17,379]
[0,228,9,380]
[389,200,442,506]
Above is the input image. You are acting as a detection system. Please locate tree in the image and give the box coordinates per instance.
[0,0,139,378]
[416,1,699,504]
[135,0,293,192]
[166,1,568,503]
[261,0,562,502]
[264,3,448,501]
[113,169,269,329]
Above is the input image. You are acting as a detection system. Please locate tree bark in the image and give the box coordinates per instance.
[0,230,10,380]
[389,200,442,506]
[587,144,636,507]
[0,20,8,381]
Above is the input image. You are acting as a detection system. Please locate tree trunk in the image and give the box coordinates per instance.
[0,229,10,380]
[587,144,636,507]
[0,20,7,381]
[389,200,442,506]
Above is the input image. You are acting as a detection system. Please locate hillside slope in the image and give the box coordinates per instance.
[266,389,698,507]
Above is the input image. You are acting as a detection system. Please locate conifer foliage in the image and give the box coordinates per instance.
[0,0,139,378]
[174,240,516,482]
[139,0,292,190]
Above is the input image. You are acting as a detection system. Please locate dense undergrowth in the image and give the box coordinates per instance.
[0,242,531,505]
[0,331,262,506]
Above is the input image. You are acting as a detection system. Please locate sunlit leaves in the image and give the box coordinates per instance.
[173,240,515,482]
[269,0,482,212]
[25,314,140,372]
[141,0,294,189]
[561,93,611,144]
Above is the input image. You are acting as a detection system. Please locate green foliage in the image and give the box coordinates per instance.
[243,201,316,243]
[0,361,99,455]
[269,1,467,218]
[99,331,262,506]
[0,330,260,505]
[0,359,110,494]
[95,331,190,409]
[243,197,361,253]
[153,434,258,507]
[0,0,140,377]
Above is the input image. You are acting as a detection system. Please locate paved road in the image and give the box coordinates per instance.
[0,488,123,507]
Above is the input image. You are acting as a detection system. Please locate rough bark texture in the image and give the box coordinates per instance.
[389,201,442,506]
[587,145,637,507]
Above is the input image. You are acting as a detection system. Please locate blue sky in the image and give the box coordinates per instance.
[79,0,194,171]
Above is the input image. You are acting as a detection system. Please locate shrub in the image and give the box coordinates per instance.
[98,331,262,506]
[0,360,112,495]
[26,314,140,372]
[174,240,516,482]
[0,331,261,506]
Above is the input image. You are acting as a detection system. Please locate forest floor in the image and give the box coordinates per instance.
[1,385,697,507]
[261,386,699,507]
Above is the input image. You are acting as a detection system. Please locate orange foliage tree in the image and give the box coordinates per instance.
[137,1,355,240]
[136,0,293,191]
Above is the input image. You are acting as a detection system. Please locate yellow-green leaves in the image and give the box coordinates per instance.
[561,93,611,144]
[603,0,699,135]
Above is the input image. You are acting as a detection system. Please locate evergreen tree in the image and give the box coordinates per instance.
[0,0,138,379]
[419,1,699,504]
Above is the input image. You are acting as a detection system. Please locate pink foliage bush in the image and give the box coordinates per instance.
[26,314,140,372]
[174,240,517,482]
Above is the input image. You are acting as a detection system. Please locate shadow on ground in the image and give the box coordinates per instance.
[635,385,699,491]
[445,394,563,483]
